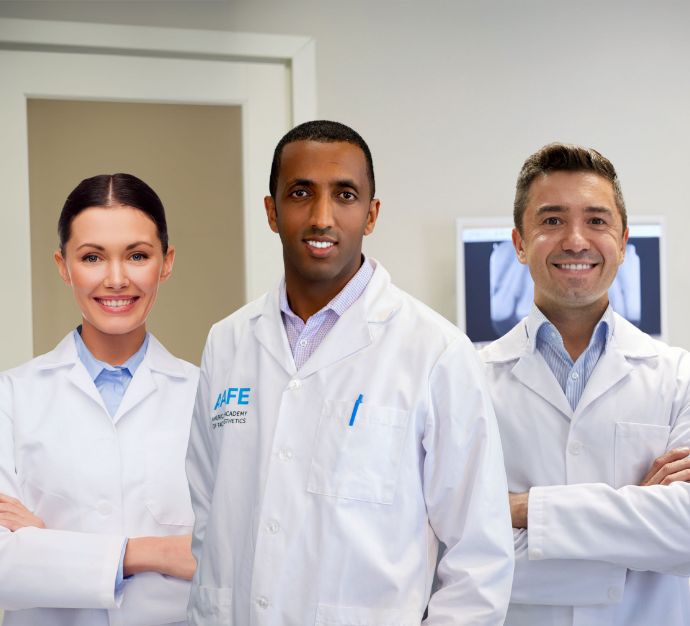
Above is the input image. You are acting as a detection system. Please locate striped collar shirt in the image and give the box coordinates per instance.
[279,257,374,369]
[527,305,613,410]
[73,327,149,417]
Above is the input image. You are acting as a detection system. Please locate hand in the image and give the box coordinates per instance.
[509,492,529,529]
[124,534,196,580]
[0,493,46,531]
[640,447,690,486]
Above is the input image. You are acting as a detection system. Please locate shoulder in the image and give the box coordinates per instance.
[1,333,76,380]
[146,335,199,383]
[206,293,268,345]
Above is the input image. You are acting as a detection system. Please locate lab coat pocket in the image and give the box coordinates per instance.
[307,400,409,504]
[188,584,232,625]
[315,604,420,625]
[614,421,670,488]
[145,433,195,528]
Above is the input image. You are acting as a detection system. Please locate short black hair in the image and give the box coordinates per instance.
[514,142,626,234]
[269,120,375,199]
[58,173,169,254]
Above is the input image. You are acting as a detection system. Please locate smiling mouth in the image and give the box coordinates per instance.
[95,297,139,309]
[305,240,335,249]
[554,263,596,271]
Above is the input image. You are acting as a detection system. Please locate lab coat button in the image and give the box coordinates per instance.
[568,440,583,455]
[608,586,622,601]
[256,596,269,609]
[287,379,301,390]
[266,519,280,534]
[278,447,293,461]
[529,547,543,559]
[97,500,112,516]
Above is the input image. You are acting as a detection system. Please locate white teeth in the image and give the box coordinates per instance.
[100,299,134,307]
[559,263,593,270]
[307,240,334,249]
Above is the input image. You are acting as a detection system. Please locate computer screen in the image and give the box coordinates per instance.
[456,218,666,344]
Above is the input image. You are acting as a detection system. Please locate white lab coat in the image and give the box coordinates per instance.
[186,261,514,626]
[480,312,690,626]
[0,332,198,626]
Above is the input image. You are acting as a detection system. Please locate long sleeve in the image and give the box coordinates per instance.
[0,377,124,610]
[423,337,514,625]
[511,528,626,605]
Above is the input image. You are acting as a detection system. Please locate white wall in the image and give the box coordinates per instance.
[2,0,689,348]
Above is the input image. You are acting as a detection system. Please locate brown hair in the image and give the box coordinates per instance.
[514,143,626,234]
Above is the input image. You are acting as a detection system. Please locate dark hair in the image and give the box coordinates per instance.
[514,143,627,234]
[58,173,169,254]
[269,120,375,199]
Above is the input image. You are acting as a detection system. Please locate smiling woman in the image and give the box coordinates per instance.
[0,174,198,626]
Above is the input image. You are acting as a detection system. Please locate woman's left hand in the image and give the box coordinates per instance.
[0,493,46,531]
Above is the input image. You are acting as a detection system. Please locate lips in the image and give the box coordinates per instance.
[94,296,139,312]
[553,263,596,271]
[303,238,337,257]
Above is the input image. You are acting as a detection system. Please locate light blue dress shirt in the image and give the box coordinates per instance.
[528,305,612,410]
[73,327,150,592]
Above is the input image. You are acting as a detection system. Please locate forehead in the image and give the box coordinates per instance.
[278,140,369,186]
[526,170,619,214]
[68,205,158,243]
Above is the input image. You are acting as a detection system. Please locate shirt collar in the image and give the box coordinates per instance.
[279,256,374,321]
[73,326,149,381]
[527,304,614,354]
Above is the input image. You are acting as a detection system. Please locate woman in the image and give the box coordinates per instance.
[0,174,197,626]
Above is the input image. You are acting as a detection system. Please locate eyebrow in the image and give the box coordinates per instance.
[286,178,360,191]
[75,241,155,251]
[535,205,614,216]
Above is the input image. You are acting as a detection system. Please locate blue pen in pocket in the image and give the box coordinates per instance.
[349,393,364,427]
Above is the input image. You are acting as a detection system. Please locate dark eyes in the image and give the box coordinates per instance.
[340,191,356,201]
[543,217,561,225]
[288,189,357,200]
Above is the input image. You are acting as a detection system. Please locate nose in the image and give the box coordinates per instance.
[562,222,590,254]
[103,260,129,289]
[310,192,334,231]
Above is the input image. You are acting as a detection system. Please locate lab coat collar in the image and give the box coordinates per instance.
[36,332,190,424]
[253,259,402,379]
[482,311,660,420]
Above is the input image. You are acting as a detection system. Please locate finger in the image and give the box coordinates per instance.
[641,448,690,485]
[643,456,690,486]
[0,493,21,505]
[661,468,690,486]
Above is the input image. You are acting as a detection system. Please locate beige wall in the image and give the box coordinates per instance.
[27,99,244,364]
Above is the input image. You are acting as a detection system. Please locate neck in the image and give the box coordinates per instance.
[80,320,146,365]
[537,301,606,361]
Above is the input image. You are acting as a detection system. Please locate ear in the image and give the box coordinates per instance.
[619,226,629,264]
[160,245,175,283]
[264,196,279,234]
[54,250,72,285]
[363,198,380,236]
[512,228,528,265]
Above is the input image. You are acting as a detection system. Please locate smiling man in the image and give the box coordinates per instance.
[185,120,514,625]
[480,143,690,625]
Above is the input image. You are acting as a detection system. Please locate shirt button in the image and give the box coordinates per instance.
[608,586,622,601]
[287,379,301,390]
[266,520,280,534]
[298,339,308,347]
[278,447,294,461]
[97,500,112,516]
[256,596,269,609]
[568,440,583,455]
[571,371,580,380]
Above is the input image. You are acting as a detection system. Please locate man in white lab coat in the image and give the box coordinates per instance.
[480,142,690,625]
[185,120,514,625]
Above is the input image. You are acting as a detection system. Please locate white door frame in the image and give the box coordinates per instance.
[0,18,316,368]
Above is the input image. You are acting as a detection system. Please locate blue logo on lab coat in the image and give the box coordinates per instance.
[213,387,251,410]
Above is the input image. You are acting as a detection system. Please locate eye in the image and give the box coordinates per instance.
[289,189,310,199]
[543,216,561,225]
[82,253,100,263]
[589,217,606,225]
[130,252,149,262]
[339,191,357,201]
